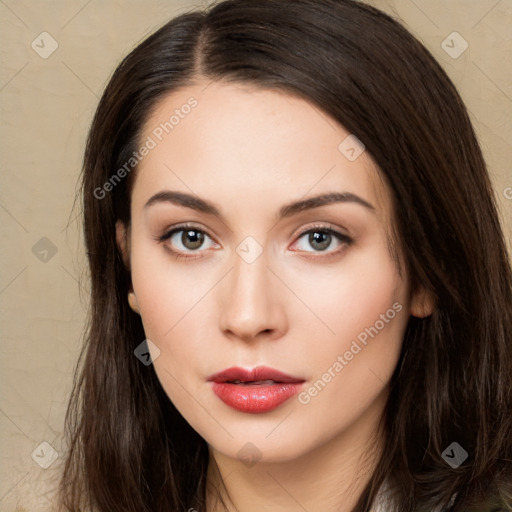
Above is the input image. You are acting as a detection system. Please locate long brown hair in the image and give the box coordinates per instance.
[59,0,512,510]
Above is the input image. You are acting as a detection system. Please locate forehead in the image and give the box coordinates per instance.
[132,80,391,222]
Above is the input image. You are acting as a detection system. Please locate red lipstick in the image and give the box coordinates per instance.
[207,366,305,414]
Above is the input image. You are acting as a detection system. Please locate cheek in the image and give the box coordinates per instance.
[290,239,407,348]
[130,236,207,338]
[129,236,218,386]
[290,240,408,399]
[294,248,408,423]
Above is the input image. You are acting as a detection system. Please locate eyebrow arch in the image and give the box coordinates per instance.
[278,192,375,219]
[143,190,375,221]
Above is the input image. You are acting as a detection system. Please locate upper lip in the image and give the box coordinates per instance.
[207,366,305,384]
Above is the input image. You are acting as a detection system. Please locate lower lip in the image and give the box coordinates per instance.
[211,382,303,413]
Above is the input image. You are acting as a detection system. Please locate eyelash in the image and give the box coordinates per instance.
[156,222,353,261]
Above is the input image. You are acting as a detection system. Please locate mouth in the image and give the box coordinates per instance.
[207,366,305,413]
[207,366,304,384]
[225,379,283,386]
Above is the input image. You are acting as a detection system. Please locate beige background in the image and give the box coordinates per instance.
[1,1,511,510]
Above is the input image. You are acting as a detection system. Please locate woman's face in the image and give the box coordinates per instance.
[117,80,423,463]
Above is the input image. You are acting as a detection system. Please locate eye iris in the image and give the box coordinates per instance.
[182,229,204,250]
[309,231,331,251]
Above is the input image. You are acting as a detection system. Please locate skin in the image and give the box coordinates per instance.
[116,80,433,512]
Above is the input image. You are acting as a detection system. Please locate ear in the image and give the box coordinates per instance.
[116,220,140,314]
[115,220,130,270]
[410,285,436,318]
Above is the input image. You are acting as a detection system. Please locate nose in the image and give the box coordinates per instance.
[218,247,287,343]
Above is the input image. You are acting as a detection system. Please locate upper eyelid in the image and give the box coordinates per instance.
[161,222,346,236]
[294,223,349,238]
[160,222,213,237]
[160,222,351,248]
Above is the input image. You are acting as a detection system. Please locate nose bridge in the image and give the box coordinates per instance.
[233,248,269,305]
[218,239,284,340]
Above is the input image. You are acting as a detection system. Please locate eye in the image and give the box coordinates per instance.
[291,224,352,256]
[156,222,352,261]
[157,223,218,260]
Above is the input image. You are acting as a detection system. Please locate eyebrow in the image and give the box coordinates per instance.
[143,190,375,222]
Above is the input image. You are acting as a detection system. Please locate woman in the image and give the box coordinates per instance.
[59,0,512,510]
